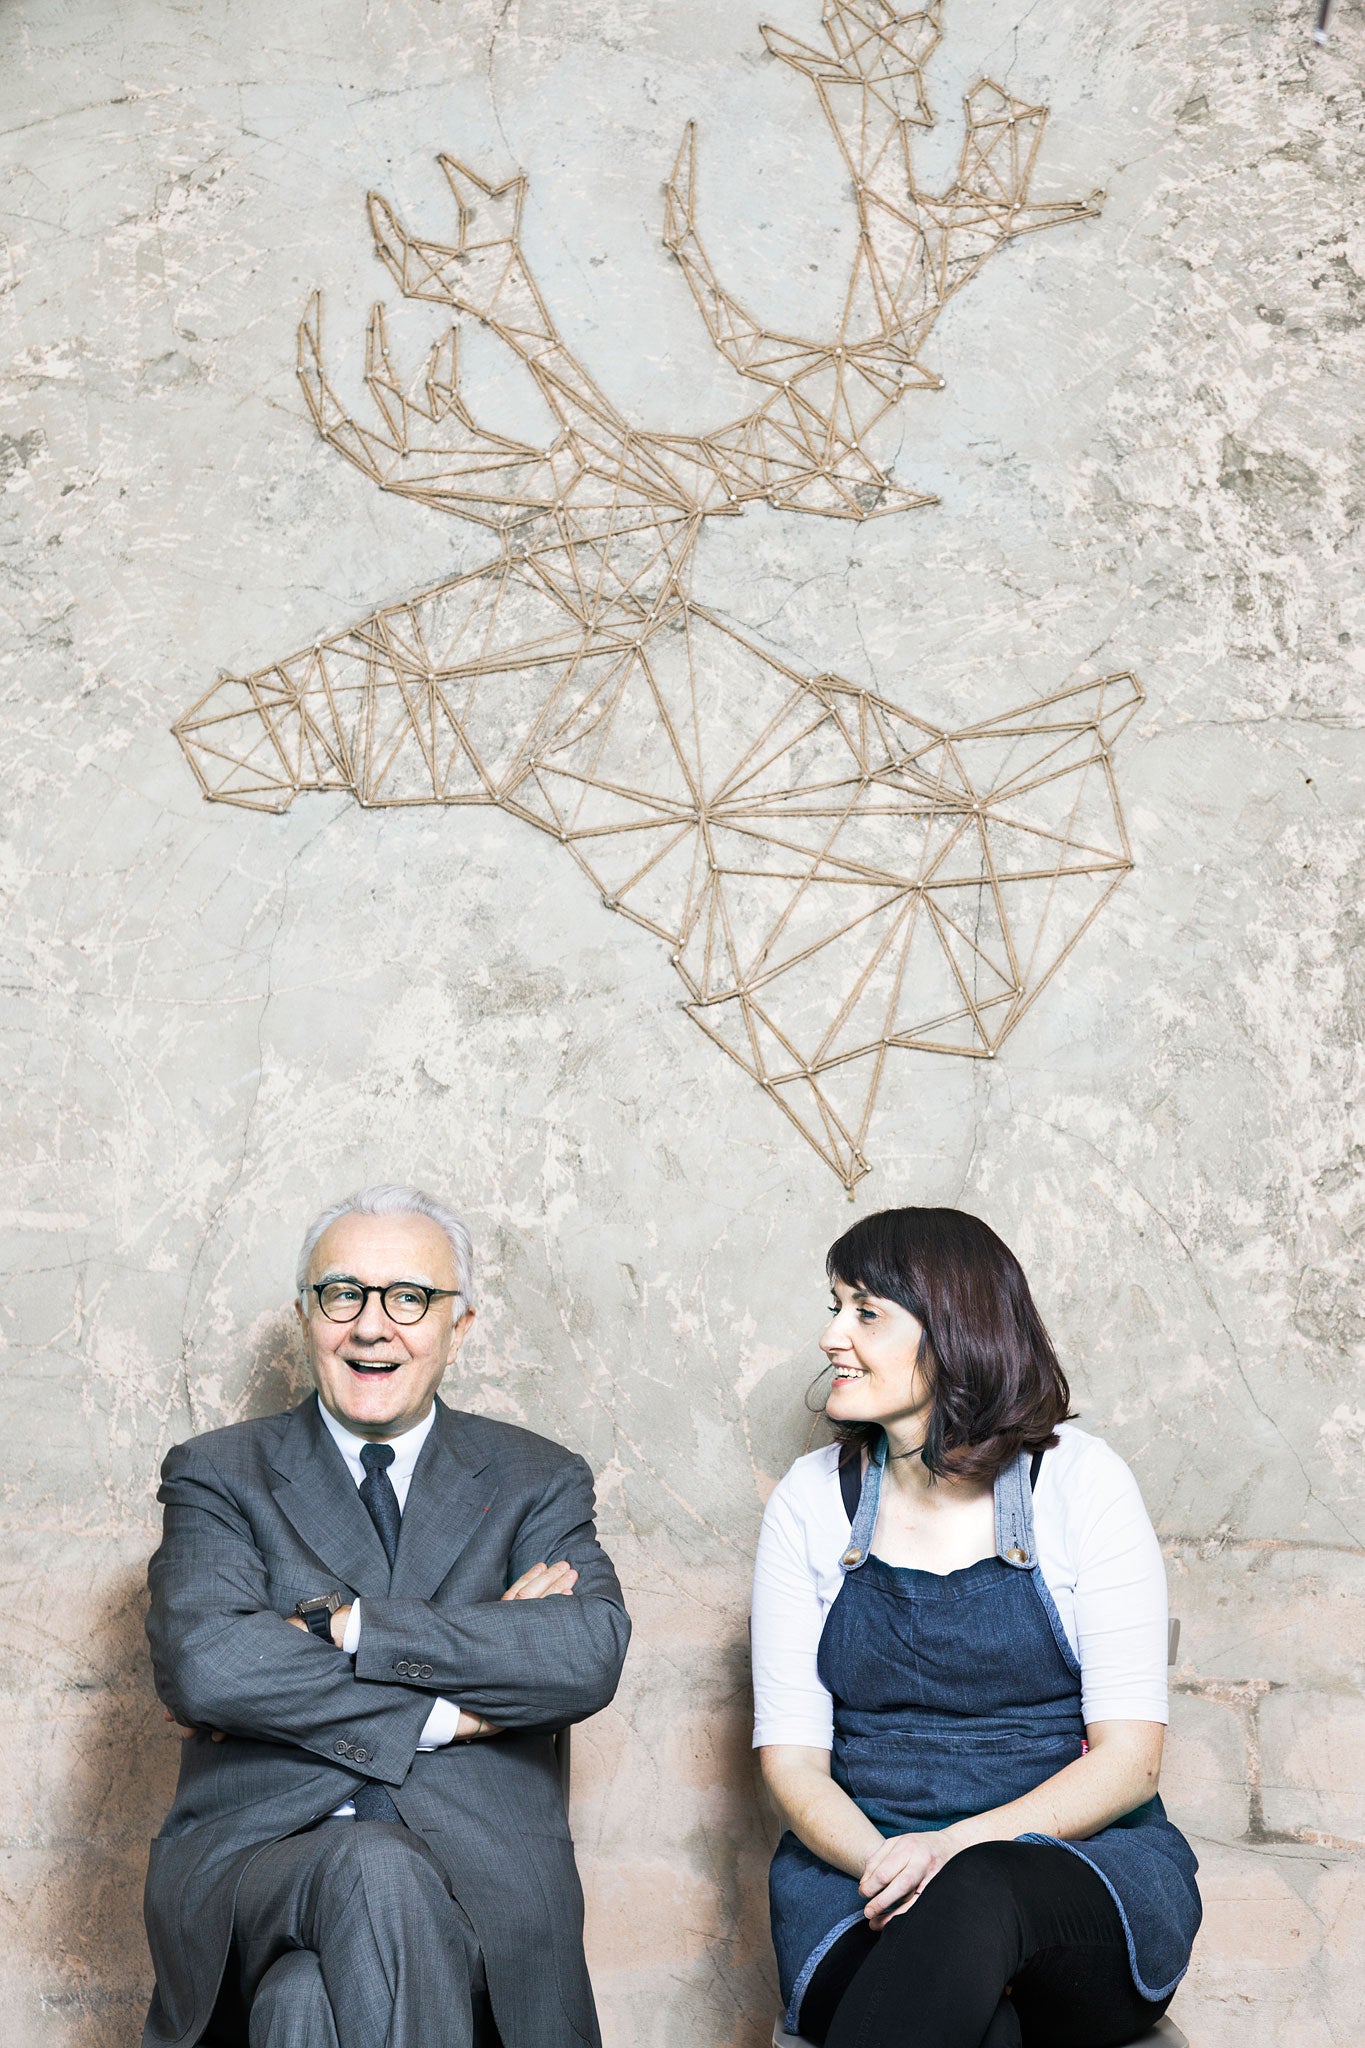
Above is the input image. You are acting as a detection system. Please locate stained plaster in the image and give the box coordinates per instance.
[1,2,1362,2043]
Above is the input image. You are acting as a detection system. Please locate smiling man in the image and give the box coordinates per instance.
[143,1185,630,2048]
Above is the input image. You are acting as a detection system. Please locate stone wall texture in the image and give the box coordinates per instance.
[2,1,1362,2043]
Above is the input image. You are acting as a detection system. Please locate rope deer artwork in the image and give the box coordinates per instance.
[174,1,1142,1193]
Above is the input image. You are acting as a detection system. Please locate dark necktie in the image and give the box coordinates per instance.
[358,1441,402,1568]
[352,1442,403,1822]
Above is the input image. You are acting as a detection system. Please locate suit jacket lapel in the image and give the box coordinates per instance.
[267,1396,393,1596]
[390,1399,498,1599]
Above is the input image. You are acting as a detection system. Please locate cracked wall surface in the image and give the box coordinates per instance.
[1,2,1362,2045]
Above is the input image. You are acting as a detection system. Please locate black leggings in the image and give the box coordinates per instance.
[799,1842,1170,2048]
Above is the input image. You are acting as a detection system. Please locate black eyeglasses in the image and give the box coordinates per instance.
[308,1280,462,1326]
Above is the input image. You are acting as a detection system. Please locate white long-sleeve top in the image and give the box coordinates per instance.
[751,1423,1169,1750]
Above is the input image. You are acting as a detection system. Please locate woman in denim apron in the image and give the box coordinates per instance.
[752,1209,1200,2048]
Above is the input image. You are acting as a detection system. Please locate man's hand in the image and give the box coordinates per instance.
[453,1708,503,1739]
[164,1707,225,1743]
[280,1564,579,1639]
[858,1830,958,1927]
[442,1562,575,1741]
[234,1568,576,1749]
[442,1563,575,1741]
[501,1559,577,1601]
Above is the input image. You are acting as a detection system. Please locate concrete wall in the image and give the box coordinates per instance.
[1,1,1361,2043]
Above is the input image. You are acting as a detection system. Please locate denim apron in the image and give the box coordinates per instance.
[768,1437,1201,2032]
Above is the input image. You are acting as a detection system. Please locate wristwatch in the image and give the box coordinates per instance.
[296,1592,343,1643]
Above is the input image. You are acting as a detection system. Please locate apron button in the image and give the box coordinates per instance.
[1006,1545,1028,1564]
[842,1548,862,1566]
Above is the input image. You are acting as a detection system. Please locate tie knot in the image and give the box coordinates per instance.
[360,1442,396,1475]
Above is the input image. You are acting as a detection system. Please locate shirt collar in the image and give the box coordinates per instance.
[316,1393,437,1490]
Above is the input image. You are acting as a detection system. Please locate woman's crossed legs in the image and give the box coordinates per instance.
[800,1841,1170,2048]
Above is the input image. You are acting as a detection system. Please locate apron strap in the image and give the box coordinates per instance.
[994,1449,1039,1568]
[850,1450,1043,1502]
[839,1435,885,1569]
[840,1442,1042,1567]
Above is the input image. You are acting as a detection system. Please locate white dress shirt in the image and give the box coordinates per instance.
[751,1422,1170,1751]
[317,1400,463,1814]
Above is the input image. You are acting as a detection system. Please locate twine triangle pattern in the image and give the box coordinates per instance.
[175,2,1136,1192]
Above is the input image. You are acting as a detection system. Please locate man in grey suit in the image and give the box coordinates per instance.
[144,1184,630,2048]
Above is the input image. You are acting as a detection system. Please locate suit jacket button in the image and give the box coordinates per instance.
[394,1659,409,1675]
[354,1747,370,1763]
[420,1663,434,1678]
[334,1740,348,1755]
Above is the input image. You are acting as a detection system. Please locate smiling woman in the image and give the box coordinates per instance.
[820,1208,1073,1486]
[752,1207,1202,2048]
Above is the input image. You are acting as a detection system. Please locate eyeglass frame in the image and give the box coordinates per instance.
[305,1278,464,1326]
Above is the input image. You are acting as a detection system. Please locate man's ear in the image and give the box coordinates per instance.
[447,1306,476,1363]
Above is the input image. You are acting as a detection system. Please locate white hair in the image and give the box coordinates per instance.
[295,1184,476,1310]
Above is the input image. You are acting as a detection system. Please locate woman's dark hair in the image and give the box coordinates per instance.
[824,1206,1073,1482]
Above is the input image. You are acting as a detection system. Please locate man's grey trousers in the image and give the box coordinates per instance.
[233,1821,492,2048]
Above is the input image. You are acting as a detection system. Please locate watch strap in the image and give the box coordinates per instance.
[296,1593,342,1643]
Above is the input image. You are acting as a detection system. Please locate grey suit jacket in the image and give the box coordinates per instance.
[143,1394,630,2048]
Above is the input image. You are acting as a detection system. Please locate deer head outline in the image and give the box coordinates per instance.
[175,1,1140,1192]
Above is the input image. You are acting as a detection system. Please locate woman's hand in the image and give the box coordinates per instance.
[858,1830,960,1926]
[855,1722,1165,1927]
